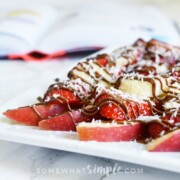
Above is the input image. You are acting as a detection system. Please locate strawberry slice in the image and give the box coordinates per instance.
[89,91,152,121]
[94,93,111,104]
[147,115,180,138]
[100,101,152,121]
[44,88,82,108]
[96,54,109,67]
[163,115,180,124]
[39,110,94,131]
[100,103,126,120]
[77,122,145,142]
[148,123,167,138]
[3,102,69,126]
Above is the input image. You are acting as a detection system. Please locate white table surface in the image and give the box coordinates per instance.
[0,0,180,179]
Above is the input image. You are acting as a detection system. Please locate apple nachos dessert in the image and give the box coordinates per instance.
[3,39,180,152]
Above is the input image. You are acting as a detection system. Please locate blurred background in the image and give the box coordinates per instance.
[0,0,180,54]
[1,0,180,22]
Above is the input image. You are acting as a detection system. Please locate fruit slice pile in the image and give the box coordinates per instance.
[3,39,180,152]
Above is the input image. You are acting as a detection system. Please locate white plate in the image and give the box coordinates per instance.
[0,47,180,174]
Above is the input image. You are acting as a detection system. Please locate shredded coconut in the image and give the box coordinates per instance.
[136,115,160,122]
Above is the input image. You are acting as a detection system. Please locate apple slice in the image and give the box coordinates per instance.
[116,75,169,99]
[77,121,145,142]
[3,103,69,126]
[39,110,94,131]
[147,129,180,152]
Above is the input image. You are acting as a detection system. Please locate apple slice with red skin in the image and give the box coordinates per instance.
[77,122,146,142]
[3,102,69,126]
[147,129,180,152]
[39,110,94,131]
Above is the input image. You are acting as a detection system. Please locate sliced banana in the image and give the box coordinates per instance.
[68,60,116,88]
[116,74,169,99]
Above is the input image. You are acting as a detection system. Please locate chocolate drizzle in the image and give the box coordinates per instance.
[82,92,156,120]
[127,65,157,75]
[31,104,44,119]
